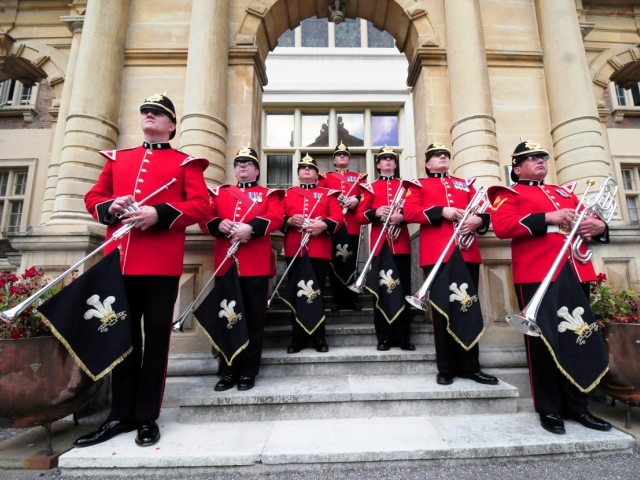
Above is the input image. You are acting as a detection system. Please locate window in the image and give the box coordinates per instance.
[0,169,29,233]
[615,85,628,107]
[0,79,35,107]
[263,109,402,186]
[621,167,640,222]
[277,17,394,49]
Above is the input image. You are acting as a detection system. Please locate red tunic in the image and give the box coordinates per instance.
[84,143,210,276]
[488,181,597,284]
[199,183,284,277]
[318,170,367,235]
[403,175,483,267]
[282,186,344,260]
[355,177,411,255]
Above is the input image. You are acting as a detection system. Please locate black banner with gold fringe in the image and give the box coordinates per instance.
[282,252,325,335]
[365,241,405,324]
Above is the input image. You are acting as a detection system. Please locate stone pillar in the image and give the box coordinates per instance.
[48,1,130,225]
[444,0,500,185]
[40,15,84,224]
[179,0,229,185]
[536,0,610,188]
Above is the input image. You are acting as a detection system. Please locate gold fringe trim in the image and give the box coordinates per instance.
[329,262,357,286]
[279,296,325,335]
[428,300,485,352]
[539,333,609,394]
[194,318,249,367]
[39,313,133,382]
[365,285,405,325]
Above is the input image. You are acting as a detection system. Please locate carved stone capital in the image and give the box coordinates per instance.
[60,15,84,35]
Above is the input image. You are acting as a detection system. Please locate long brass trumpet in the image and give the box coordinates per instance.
[267,195,325,308]
[457,190,490,251]
[405,186,486,311]
[347,187,405,294]
[340,174,366,215]
[505,177,618,337]
[172,196,260,332]
[0,178,177,324]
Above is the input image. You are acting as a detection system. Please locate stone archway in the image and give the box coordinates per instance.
[234,0,440,67]
[589,44,640,104]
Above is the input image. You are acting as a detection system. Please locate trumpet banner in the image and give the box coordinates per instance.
[193,262,249,366]
[38,249,132,381]
[534,262,608,393]
[282,252,325,335]
[364,241,405,324]
[330,224,358,285]
[429,247,485,350]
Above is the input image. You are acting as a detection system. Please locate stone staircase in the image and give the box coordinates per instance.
[58,284,636,475]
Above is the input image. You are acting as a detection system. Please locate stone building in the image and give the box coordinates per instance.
[1,0,640,368]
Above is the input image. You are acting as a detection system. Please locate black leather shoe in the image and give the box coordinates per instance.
[569,412,612,431]
[540,413,565,434]
[343,301,361,311]
[314,337,329,353]
[287,339,304,354]
[73,420,136,447]
[377,340,391,351]
[237,375,255,391]
[331,304,342,312]
[399,341,415,351]
[458,371,499,385]
[436,373,454,385]
[214,374,237,391]
[135,419,160,446]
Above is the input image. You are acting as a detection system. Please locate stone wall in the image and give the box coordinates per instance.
[0,79,54,130]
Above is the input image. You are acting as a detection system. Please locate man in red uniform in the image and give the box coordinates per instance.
[78,94,209,447]
[282,154,343,353]
[403,143,497,386]
[489,140,611,434]
[318,142,366,311]
[355,146,413,351]
[200,146,284,392]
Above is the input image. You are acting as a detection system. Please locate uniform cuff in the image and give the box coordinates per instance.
[95,200,119,226]
[477,213,490,236]
[523,213,548,236]
[594,223,610,244]
[365,209,379,222]
[247,216,270,238]
[205,218,224,238]
[154,203,183,230]
[425,206,444,225]
[281,215,291,233]
[323,218,338,235]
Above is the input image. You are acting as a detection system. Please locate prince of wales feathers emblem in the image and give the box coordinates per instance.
[557,306,599,345]
[297,280,321,304]
[449,283,479,313]
[336,244,352,262]
[379,269,400,294]
[84,294,127,333]
[219,299,243,329]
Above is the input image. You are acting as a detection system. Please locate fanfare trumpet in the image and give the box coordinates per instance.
[405,186,486,311]
[340,174,366,215]
[505,177,618,337]
[347,186,405,294]
[172,196,260,332]
[267,194,325,308]
[457,190,490,251]
[0,178,177,324]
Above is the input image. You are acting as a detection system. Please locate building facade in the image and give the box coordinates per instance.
[1,0,640,359]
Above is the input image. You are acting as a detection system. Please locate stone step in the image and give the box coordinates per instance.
[266,306,426,326]
[177,374,519,423]
[259,345,437,377]
[58,410,635,475]
[262,323,433,348]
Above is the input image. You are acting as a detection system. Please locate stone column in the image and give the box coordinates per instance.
[179,0,229,185]
[536,0,610,187]
[40,15,84,224]
[444,0,500,184]
[48,1,130,225]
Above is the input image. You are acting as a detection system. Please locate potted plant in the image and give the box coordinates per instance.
[0,267,102,440]
[590,273,640,403]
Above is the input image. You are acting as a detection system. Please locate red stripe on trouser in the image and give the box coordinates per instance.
[519,283,538,413]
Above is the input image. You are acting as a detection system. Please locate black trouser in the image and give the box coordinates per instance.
[374,254,412,344]
[330,233,360,307]
[286,256,329,342]
[515,282,590,417]
[107,275,180,422]
[423,262,481,377]
[218,275,269,378]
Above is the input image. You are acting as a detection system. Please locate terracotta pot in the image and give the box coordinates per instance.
[600,322,640,402]
[0,336,103,428]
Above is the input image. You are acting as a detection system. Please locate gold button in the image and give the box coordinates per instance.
[236,214,240,218]
[448,194,452,197]
[556,203,560,206]
[135,189,141,194]
[138,179,144,183]
[141,169,147,173]
[144,160,150,163]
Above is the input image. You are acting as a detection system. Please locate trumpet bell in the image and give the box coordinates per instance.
[347,283,364,294]
[505,314,542,337]
[405,294,429,312]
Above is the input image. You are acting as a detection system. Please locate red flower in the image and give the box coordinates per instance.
[10,328,25,339]
[596,273,607,285]
[21,266,41,280]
